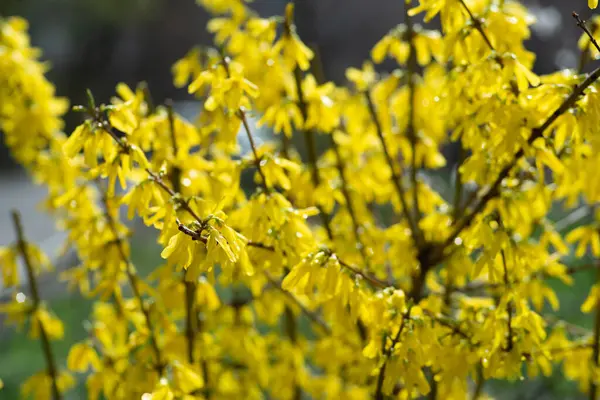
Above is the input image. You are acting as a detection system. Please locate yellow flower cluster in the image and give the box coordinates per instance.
[2,0,600,399]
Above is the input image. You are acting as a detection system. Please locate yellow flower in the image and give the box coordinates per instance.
[172,47,204,88]
[196,277,221,311]
[273,3,314,71]
[30,308,64,340]
[172,361,204,393]
[566,226,600,257]
[188,61,259,113]
[372,30,409,65]
[0,246,18,287]
[346,62,377,92]
[67,342,101,372]
[257,100,303,138]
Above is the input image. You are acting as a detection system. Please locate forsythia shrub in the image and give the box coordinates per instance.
[3,0,600,398]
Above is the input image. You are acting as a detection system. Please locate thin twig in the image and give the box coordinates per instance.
[337,258,392,289]
[501,249,513,352]
[146,169,205,228]
[280,132,292,160]
[458,0,498,58]
[453,145,466,221]
[404,0,422,236]
[11,211,62,400]
[471,362,485,400]
[283,267,301,400]
[574,13,600,54]
[589,259,600,400]
[264,272,332,335]
[219,53,269,192]
[99,193,165,376]
[247,240,389,289]
[238,109,269,192]
[292,65,334,240]
[166,102,199,369]
[331,132,371,270]
[365,90,422,248]
[374,307,412,400]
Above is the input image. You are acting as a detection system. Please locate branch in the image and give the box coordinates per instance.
[337,257,392,289]
[166,102,199,369]
[501,250,513,352]
[11,210,62,400]
[365,90,422,248]
[452,145,467,221]
[590,259,600,400]
[146,169,206,229]
[264,272,332,335]
[292,66,334,240]
[331,131,371,269]
[544,315,591,337]
[471,362,485,400]
[455,262,600,294]
[246,241,390,290]
[99,193,165,376]
[374,307,412,400]
[574,13,600,54]
[442,63,600,252]
[238,108,269,192]
[220,53,269,192]
[428,312,472,341]
[404,0,422,236]
[458,0,499,59]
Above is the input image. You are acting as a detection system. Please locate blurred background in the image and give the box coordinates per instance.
[0,0,597,398]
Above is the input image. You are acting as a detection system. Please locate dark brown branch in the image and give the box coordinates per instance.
[404,0,422,236]
[374,307,412,400]
[99,193,165,376]
[264,272,332,335]
[427,311,472,341]
[331,132,371,269]
[574,13,600,54]
[292,66,334,240]
[365,90,422,248]
[471,362,485,400]
[590,259,600,400]
[453,145,467,221]
[219,53,269,192]
[11,210,62,400]
[338,258,391,289]
[166,102,199,369]
[458,0,498,57]
[238,109,269,193]
[146,169,205,227]
[501,250,513,352]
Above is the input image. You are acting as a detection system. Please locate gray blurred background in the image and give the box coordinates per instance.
[0,0,596,398]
